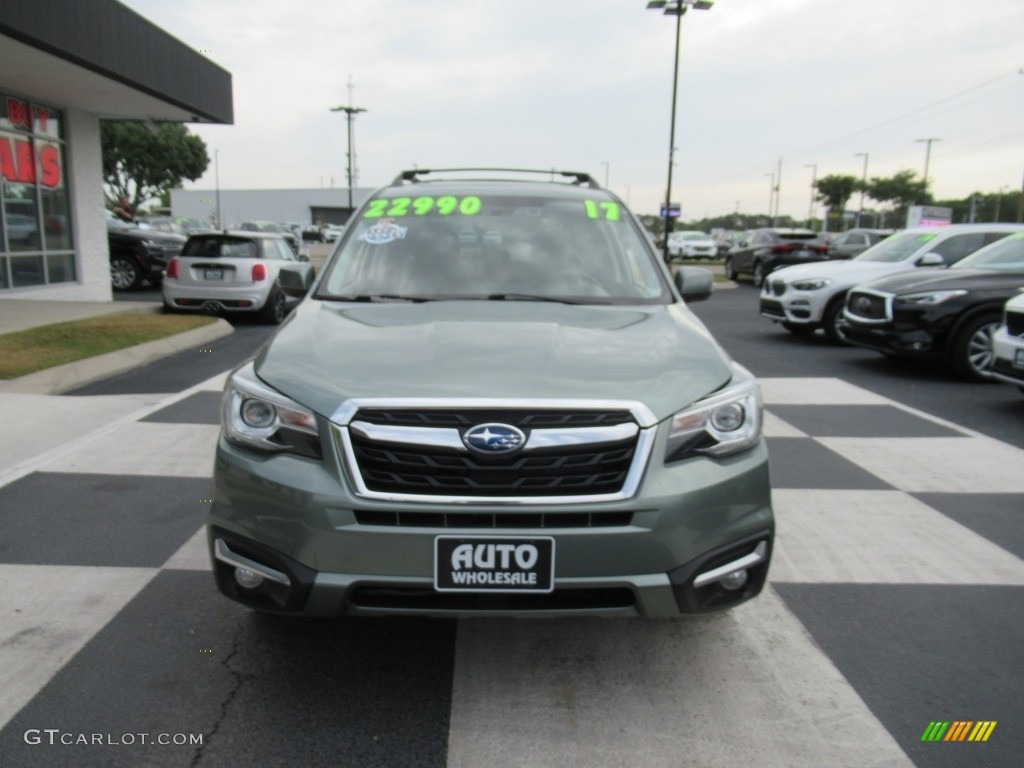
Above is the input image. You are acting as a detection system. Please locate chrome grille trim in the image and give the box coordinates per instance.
[332,398,658,505]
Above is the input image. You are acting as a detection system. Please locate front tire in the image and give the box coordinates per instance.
[950,313,1000,381]
[821,295,847,344]
[724,257,736,281]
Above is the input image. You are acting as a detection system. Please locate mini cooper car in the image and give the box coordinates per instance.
[209,169,773,618]
[162,232,314,324]
[840,232,1024,381]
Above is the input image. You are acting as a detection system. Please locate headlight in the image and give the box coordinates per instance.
[666,365,763,461]
[791,278,831,291]
[897,290,968,306]
[222,361,321,458]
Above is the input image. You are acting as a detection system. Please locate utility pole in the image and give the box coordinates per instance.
[330,75,367,216]
[804,163,817,230]
[854,152,869,229]
[915,137,941,188]
[214,149,222,230]
[773,156,782,226]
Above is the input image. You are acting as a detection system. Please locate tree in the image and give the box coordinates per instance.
[101,121,209,212]
[862,170,929,225]
[813,174,858,229]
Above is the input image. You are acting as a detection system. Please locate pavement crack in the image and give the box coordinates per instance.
[191,618,247,768]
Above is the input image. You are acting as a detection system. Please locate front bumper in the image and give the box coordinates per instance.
[992,326,1024,386]
[208,429,774,618]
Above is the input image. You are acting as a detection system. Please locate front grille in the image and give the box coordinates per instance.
[1006,312,1024,337]
[350,586,635,611]
[760,298,784,318]
[354,510,633,528]
[770,281,786,296]
[351,434,635,497]
[846,291,889,321]
[342,406,645,501]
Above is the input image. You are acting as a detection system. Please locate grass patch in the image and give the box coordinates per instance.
[0,312,217,379]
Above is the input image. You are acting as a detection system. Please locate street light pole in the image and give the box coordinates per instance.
[647,1,713,261]
[599,161,610,188]
[329,104,368,214]
[854,152,868,228]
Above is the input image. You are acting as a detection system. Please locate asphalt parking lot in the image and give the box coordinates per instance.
[0,280,1020,767]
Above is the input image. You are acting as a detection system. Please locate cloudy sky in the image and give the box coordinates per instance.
[121,0,1023,222]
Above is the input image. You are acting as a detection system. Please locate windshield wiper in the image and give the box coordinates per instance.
[484,293,588,304]
[327,294,433,303]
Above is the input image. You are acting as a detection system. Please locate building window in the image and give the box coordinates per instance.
[1,93,75,290]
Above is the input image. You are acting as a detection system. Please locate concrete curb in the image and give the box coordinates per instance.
[0,318,234,395]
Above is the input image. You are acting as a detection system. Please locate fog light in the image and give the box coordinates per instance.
[719,569,748,591]
[234,567,264,589]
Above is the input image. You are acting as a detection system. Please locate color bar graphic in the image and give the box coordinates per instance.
[921,721,996,742]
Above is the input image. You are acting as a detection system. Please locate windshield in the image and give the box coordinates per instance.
[952,233,1024,271]
[317,192,670,304]
[855,231,938,263]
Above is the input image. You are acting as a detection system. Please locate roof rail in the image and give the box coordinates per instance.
[391,167,600,188]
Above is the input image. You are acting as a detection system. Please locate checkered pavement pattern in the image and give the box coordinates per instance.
[0,374,1020,767]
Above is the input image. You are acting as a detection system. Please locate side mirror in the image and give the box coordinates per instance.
[298,254,310,262]
[278,266,311,297]
[674,266,714,303]
[916,252,944,267]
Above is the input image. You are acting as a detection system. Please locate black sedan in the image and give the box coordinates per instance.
[839,233,1024,380]
[723,228,828,287]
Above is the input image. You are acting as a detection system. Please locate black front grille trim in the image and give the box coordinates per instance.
[354,510,633,528]
[846,292,889,321]
[1006,312,1024,337]
[350,586,635,611]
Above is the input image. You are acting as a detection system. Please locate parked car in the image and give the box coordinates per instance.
[991,290,1024,392]
[840,232,1024,380]
[668,230,717,260]
[208,167,773,619]
[724,228,828,287]
[323,223,346,243]
[106,213,186,290]
[137,216,187,236]
[239,221,303,255]
[826,228,892,260]
[759,224,1024,342]
[162,231,314,324]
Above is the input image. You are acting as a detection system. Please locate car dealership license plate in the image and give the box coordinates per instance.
[434,536,554,593]
[204,269,224,280]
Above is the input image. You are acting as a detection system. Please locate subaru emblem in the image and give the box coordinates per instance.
[463,423,526,454]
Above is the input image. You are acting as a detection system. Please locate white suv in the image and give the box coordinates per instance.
[992,291,1024,392]
[759,224,1024,342]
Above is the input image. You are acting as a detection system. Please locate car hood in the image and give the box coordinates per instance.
[856,268,1024,295]
[254,299,735,425]
[772,259,917,286]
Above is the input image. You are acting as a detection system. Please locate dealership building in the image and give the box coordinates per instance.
[0,0,232,301]
[171,187,374,232]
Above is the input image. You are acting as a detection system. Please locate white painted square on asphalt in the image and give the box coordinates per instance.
[447,589,913,768]
[0,564,157,731]
[817,436,1024,493]
[770,489,1024,585]
[758,378,891,406]
[763,410,808,438]
[39,422,219,478]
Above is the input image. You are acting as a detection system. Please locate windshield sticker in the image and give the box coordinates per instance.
[917,234,937,243]
[583,200,620,221]
[359,218,408,245]
[364,195,482,219]
[1007,232,1024,240]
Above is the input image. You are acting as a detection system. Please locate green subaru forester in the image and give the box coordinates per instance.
[209,169,773,617]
